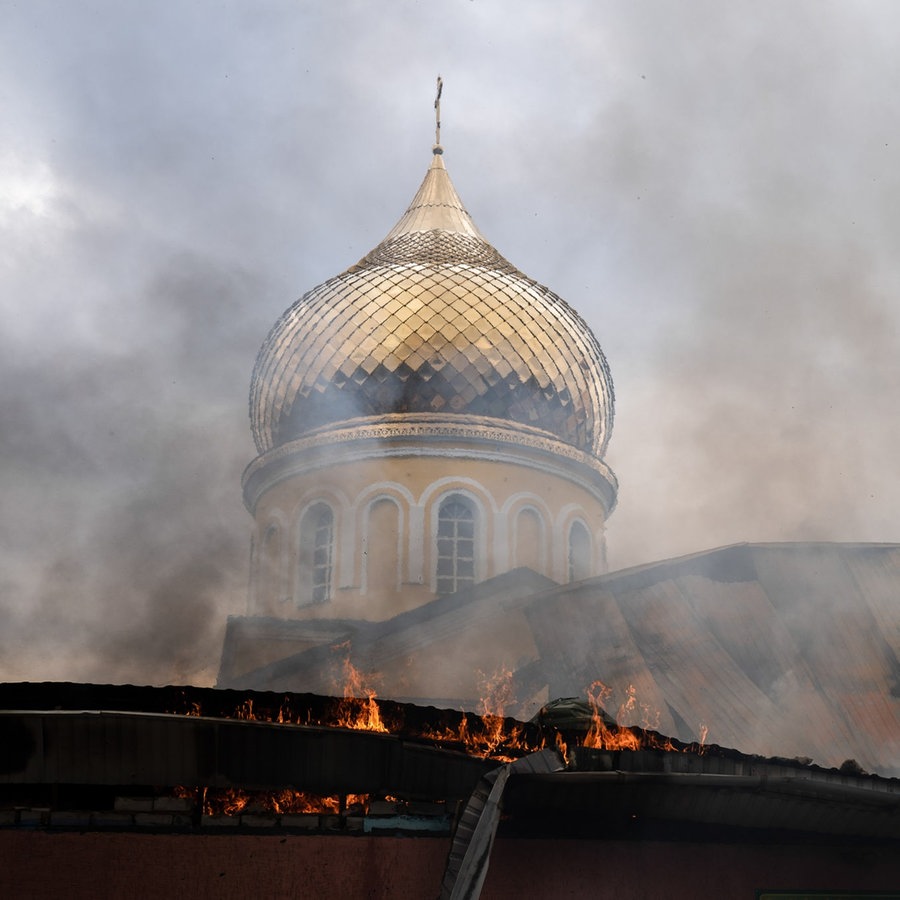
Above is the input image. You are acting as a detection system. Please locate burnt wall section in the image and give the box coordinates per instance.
[2,833,900,900]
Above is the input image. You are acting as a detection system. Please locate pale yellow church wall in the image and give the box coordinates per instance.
[248,450,609,621]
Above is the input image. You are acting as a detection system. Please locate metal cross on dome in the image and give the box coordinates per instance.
[434,75,443,148]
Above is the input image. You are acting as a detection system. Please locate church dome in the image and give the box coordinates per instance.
[250,147,614,458]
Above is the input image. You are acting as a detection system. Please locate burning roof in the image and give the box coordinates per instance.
[2,682,900,846]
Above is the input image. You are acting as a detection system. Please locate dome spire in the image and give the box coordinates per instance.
[379,77,485,241]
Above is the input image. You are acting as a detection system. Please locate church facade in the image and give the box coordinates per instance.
[220,124,900,777]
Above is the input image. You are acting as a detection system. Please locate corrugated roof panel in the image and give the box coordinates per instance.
[615,579,778,748]
[523,544,900,774]
[529,589,679,736]
[752,547,900,772]
[845,545,900,659]
[672,573,845,761]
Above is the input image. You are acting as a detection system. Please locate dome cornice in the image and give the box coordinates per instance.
[242,412,618,516]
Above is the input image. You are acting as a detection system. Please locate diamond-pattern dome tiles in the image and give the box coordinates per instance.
[251,150,614,459]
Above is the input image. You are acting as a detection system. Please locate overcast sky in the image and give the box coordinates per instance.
[2,1,899,686]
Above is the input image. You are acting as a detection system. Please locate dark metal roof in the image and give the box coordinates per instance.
[506,753,900,841]
[0,709,493,801]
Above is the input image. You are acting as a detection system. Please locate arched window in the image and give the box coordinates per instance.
[365,497,401,593]
[261,523,282,602]
[436,495,476,595]
[514,507,544,573]
[568,520,592,583]
[299,503,334,605]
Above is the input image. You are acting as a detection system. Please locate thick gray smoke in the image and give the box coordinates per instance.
[0,253,260,683]
[2,2,899,685]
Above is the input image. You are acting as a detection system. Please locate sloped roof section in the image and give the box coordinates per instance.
[220,567,558,705]
[524,542,900,776]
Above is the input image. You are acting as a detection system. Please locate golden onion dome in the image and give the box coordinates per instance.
[250,146,614,458]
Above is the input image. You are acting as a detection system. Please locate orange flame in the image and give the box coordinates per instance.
[554,729,569,760]
[200,787,370,817]
[581,681,682,752]
[474,667,522,758]
[418,669,534,761]
[696,723,710,755]
[583,681,640,750]
[168,677,713,765]
[332,654,389,733]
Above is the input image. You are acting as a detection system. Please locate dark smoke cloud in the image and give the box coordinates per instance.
[0,250,260,684]
[1,1,898,684]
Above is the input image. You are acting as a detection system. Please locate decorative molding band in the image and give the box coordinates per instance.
[242,414,618,515]
[247,412,612,473]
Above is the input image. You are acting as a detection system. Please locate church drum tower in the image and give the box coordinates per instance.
[243,102,616,628]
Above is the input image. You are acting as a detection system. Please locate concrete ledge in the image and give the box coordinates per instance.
[114,797,153,813]
[90,813,135,828]
[50,812,91,828]
[134,813,174,827]
[201,815,240,828]
[364,815,452,834]
[17,809,50,826]
[239,814,278,828]
[153,797,193,813]
[280,814,321,830]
